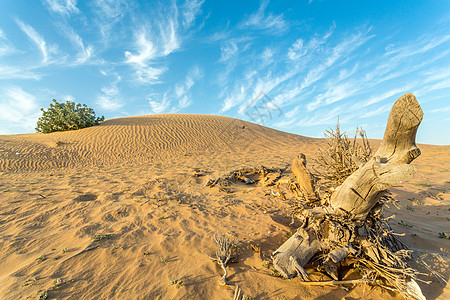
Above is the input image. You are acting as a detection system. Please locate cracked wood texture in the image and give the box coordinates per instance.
[330,93,423,219]
[291,153,316,199]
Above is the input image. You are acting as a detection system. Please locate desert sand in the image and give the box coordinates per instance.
[0,114,448,299]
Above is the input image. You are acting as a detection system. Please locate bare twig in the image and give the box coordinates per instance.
[210,233,238,286]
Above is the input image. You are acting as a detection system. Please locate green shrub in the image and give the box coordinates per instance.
[36,99,104,133]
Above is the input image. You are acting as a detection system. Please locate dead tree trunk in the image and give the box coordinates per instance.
[330,93,423,218]
[273,93,423,282]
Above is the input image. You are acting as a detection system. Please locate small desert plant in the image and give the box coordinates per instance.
[314,119,372,187]
[209,233,238,286]
[92,234,113,241]
[36,99,104,133]
[35,254,46,263]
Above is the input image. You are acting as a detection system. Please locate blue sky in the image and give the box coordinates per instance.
[0,0,449,145]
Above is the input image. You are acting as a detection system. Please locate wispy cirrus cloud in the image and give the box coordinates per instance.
[125,30,157,66]
[240,0,288,34]
[260,47,274,65]
[307,82,358,111]
[124,29,167,84]
[361,86,414,108]
[94,0,128,21]
[295,106,343,127]
[272,26,449,137]
[430,106,450,113]
[217,22,378,130]
[59,25,94,65]
[181,0,205,28]
[148,66,203,114]
[219,41,238,62]
[96,75,123,111]
[288,22,335,61]
[148,92,171,114]
[0,66,42,80]
[360,103,392,118]
[0,86,40,133]
[15,19,56,64]
[42,0,79,17]
[273,27,372,110]
[124,1,204,85]
[384,34,450,61]
[0,28,16,56]
[93,0,130,43]
[125,28,167,84]
[175,66,202,98]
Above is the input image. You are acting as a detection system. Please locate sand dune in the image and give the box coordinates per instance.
[0,114,319,172]
[0,114,448,299]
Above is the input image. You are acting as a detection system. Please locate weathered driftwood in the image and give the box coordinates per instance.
[272,93,424,288]
[373,93,423,164]
[329,158,416,219]
[272,228,321,280]
[330,93,423,219]
[291,153,317,201]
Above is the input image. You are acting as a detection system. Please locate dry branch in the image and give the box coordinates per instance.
[210,233,238,286]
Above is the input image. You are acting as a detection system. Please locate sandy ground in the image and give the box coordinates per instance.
[0,114,448,300]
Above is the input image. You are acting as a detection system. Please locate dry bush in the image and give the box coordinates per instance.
[314,119,372,187]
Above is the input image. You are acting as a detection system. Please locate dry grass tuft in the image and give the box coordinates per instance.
[314,119,372,187]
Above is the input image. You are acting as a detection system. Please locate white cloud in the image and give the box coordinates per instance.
[241,0,288,34]
[125,31,157,66]
[159,18,180,56]
[288,22,336,61]
[288,39,305,60]
[415,66,450,96]
[430,106,450,113]
[218,23,373,119]
[94,0,128,20]
[124,4,182,84]
[173,66,203,110]
[220,41,238,62]
[175,96,191,111]
[0,86,40,133]
[146,66,202,114]
[360,103,392,118]
[125,30,167,84]
[181,0,204,28]
[96,76,123,111]
[0,28,16,56]
[296,106,342,127]
[362,86,413,107]
[0,65,42,80]
[337,63,359,82]
[60,25,94,65]
[148,93,171,114]
[43,0,79,17]
[362,34,450,87]
[293,28,373,103]
[136,67,167,84]
[261,47,274,65]
[385,34,450,61]
[175,67,201,97]
[93,0,129,42]
[15,19,54,63]
[121,1,204,85]
[307,82,358,111]
[221,85,246,112]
